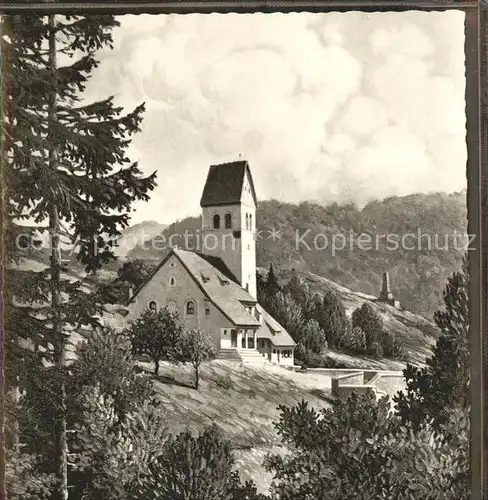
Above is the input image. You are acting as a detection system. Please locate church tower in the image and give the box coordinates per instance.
[200,161,257,299]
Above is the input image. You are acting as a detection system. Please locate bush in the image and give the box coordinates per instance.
[352,303,383,344]
[367,341,384,359]
[5,450,55,500]
[299,318,328,354]
[308,290,349,348]
[265,394,470,500]
[295,347,345,368]
[135,425,263,500]
[338,325,366,354]
[380,331,405,359]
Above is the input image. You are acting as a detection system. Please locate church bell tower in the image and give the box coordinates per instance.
[199,161,257,299]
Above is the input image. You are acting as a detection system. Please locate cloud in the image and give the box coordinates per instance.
[84,11,466,224]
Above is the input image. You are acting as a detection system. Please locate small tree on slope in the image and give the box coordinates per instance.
[128,306,183,375]
[180,328,216,389]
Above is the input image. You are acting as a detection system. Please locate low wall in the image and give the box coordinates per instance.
[332,384,380,398]
[331,370,404,399]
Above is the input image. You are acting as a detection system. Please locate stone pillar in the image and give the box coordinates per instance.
[253,330,257,350]
[245,330,249,349]
[380,272,393,302]
[237,330,242,350]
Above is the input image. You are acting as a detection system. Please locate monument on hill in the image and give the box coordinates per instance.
[378,272,401,309]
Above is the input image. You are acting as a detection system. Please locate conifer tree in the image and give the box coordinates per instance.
[266,262,280,295]
[3,13,157,499]
[394,256,470,427]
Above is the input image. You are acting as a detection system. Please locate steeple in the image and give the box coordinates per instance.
[199,161,257,299]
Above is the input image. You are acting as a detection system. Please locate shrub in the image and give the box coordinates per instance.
[352,303,383,343]
[5,450,55,500]
[309,290,349,348]
[73,326,153,417]
[295,347,344,368]
[338,325,367,354]
[73,386,167,499]
[135,425,262,500]
[367,341,384,359]
[380,331,405,359]
[299,318,328,354]
[265,394,470,500]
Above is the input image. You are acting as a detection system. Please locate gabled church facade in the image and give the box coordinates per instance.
[126,161,296,366]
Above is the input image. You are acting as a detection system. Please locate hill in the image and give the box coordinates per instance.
[272,268,438,369]
[139,359,334,494]
[127,191,467,319]
[114,220,167,258]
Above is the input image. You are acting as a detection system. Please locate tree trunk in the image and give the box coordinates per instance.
[48,14,68,500]
[195,365,199,390]
[9,383,20,452]
[154,359,160,375]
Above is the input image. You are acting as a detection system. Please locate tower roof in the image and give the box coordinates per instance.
[200,160,258,207]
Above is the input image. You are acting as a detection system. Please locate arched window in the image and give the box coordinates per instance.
[170,277,175,286]
[213,214,220,229]
[186,300,196,315]
[148,300,158,312]
[225,213,232,229]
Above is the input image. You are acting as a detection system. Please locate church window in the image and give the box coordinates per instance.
[148,301,158,312]
[225,213,232,229]
[213,214,220,229]
[186,300,196,315]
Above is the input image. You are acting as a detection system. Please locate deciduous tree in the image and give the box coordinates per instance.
[180,328,216,389]
[128,306,183,375]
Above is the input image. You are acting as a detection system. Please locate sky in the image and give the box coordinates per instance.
[83,11,467,226]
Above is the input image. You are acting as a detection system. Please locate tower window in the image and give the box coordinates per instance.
[186,300,196,315]
[245,213,249,230]
[249,214,253,230]
[225,213,232,229]
[213,214,220,229]
[205,307,210,316]
[170,277,175,286]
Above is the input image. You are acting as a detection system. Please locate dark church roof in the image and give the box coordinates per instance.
[200,161,258,207]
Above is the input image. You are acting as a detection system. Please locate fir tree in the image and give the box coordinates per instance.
[266,262,280,295]
[3,14,157,499]
[394,256,470,427]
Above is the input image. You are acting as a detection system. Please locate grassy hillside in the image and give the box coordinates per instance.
[127,192,466,319]
[139,359,334,493]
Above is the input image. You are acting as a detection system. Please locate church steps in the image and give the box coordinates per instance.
[216,348,269,364]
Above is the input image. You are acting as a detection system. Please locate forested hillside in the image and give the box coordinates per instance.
[127,191,466,319]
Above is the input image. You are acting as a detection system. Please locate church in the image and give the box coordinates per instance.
[125,161,296,366]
